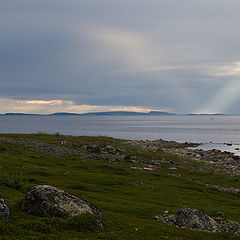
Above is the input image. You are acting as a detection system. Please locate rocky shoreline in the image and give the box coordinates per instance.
[126,139,240,175]
[1,136,240,175]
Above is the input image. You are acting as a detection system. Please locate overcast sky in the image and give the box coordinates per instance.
[1,0,240,114]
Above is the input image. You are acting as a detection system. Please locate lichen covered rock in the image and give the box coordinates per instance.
[0,196,11,221]
[21,185,103,218]
[155,207,240,233]
[171,207,218,232]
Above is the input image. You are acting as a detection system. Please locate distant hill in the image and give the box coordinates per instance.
[83,111,176,116]
[0,111,231,116]
[148,111,176,115]
[49,112,80,116]
[186,113,225,116]
[4,113,41,116]
[1,111,176,116]
[83,111,147,116]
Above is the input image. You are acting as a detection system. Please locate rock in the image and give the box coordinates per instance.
[233,155,240,160]
[143,167,154,171]
[124,155,138,162]
[168,167,178,170]
[155,207,240,233]
[152,159,173,165]
[173,207,218,232]
[227,158,235,164]
[86,145,101,153]
[194,154,202,158]
[86,145,121,156]
[224,151,231,154]
[21,185,103,218]
[0,196,11,221]
[102,145,121,154]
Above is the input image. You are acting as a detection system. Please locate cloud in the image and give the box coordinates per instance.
[210,62,240,76]
[78,26,161,72]
[0,98,170,114]
[72,25,199,107]
[1,0,240,113]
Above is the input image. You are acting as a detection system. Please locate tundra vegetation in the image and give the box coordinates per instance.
[0,133,239,239]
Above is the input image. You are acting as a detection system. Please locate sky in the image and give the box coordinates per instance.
[1,0,240,114]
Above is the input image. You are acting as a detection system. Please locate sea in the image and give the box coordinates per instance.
[1,115,240,154]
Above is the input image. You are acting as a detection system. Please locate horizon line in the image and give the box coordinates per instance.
[0,111,237,116]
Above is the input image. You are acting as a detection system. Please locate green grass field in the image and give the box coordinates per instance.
[0,133,240,239]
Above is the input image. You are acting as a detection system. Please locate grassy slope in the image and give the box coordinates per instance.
[0,134,239,239]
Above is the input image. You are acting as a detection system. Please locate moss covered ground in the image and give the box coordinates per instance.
[0,133,239,239]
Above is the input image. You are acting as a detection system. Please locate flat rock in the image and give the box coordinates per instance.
[0,196,11,221]
[21,185,103,218]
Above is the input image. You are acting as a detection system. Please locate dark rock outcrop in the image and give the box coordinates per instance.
[0,196,11,221]
[85,144,123,162]
[21,185,103,218]
[155,207,240,233]
[86,145,121,155]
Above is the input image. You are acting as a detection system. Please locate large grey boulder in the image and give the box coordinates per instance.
[0,196,11,221]
[21,185,103,218]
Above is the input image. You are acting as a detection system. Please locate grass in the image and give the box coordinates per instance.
[0,133,239,239]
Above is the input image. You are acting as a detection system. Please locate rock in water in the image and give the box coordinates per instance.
[0,196,11,221]
[21,185,103,218]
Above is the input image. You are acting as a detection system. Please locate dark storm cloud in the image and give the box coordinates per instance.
[1,0,240,113]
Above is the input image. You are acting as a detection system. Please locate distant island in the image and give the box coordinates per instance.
[2,111,176,116]
[0,111,231,116]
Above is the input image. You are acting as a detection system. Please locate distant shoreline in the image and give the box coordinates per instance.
[0,111,235,116]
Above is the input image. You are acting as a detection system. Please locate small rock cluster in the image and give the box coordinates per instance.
[0,137,80,155]
[125,139,196,152]
[85,145,121,155]
[165,148,240,175]
[0,137,125,162]
[155,207,240,233]
[127,139,240,175]
[84,144,125,162]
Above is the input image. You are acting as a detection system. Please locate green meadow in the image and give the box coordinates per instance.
[0,134,239,239]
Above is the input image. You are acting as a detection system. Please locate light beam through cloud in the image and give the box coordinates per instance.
[196,79,240,114]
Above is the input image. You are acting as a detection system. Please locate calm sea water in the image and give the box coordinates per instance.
[0,115,240,144]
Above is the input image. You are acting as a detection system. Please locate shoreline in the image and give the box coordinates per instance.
[126,138,240,175]
[1,132,240,175]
